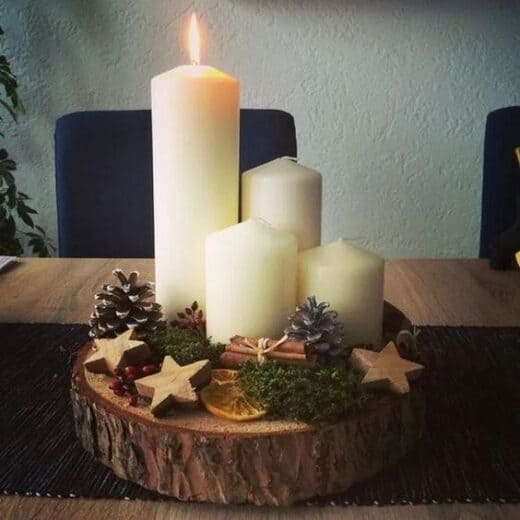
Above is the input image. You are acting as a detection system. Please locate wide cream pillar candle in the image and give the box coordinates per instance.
[297,239,385,347]
[241,157,322,250]
[206,219,297,344]
[152,16,239,320]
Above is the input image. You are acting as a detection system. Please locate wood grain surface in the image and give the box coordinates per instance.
[72,342,423,506]
[0,258,519,326]
[1,496,517,520]
[0,257,519,519]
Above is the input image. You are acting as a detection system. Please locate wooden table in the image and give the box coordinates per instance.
[0,258,519,520]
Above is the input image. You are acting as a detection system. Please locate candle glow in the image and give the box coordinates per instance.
[152,11,239,319]
[188,13,201,66]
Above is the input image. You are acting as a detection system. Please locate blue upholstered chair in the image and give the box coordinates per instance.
[55,109,297,258]
[479,106,520,268]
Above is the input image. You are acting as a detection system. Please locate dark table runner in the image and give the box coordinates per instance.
[0,323,519,506]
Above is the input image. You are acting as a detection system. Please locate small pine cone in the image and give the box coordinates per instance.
[285,296,345,365]
[89,269,163,339]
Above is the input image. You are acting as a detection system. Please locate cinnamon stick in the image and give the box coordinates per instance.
[229,336,306,355]
[221,336,313,368]
[226,344,307,361]
[220,350,314,369]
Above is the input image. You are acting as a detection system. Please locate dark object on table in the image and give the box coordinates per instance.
[489,222,520,270]
[74,338,423,505]
[55,109,297,258]
[489,146,520,270]
[2,323,519,505]
[479,106,520,269]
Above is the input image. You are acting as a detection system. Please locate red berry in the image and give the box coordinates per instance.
[109,381,121,391]
[124,366,136,377]
[128,395,138,406]
[113,388,125,397]
[114,367,124,376]
[142,364,157,375]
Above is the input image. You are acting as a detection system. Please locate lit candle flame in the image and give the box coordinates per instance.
[188,13,201,66]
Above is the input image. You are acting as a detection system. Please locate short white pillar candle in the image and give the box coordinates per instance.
[297,239,385,347]
[205,219,298,344]
[241,157,322,251]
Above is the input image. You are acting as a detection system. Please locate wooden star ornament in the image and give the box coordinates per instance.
[135,356,211,417]
[84,329,152,375]
[349,341,424,395]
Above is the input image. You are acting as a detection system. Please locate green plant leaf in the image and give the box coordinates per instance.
[0,215,16,239]
[18,209,34,228]
[0,99,17,122]
[6,184,16,207]
[0,29,54,257]
[238,361,369,424]
[18,202,37,214]
[0,159,16,171]
[24,229,54,257]
[146,322,224,366]
[1,170,14,184]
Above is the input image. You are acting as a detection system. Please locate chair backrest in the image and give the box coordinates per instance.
[479,106,520,258]
[55,109,297,258]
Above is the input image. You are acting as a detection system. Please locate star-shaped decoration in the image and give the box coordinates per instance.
[84,329,152,375]
[349,341,424,395]
[135,356,211,417]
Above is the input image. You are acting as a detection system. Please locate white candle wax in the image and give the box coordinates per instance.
[241,157,322,250]
[297,239,385,347]
[151,65,239,320]
[205,219,297,344]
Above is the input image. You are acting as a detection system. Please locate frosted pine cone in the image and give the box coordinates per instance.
[285,296,345,365]
[89,269,163,339]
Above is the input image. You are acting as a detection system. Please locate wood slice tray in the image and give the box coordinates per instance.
[70,302,424,506]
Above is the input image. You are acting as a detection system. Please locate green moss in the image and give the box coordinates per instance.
[146,321,224,366]
[238,361,369,424]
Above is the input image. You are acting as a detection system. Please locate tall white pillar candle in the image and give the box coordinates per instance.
[152,16,239,320]
[241,157,322,250]
[297,240,385,347]
[206,219,297,344]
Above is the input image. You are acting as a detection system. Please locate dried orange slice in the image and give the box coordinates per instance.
[200,370,265,421]
[210,369,239,385]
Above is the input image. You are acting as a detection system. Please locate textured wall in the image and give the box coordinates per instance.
[1,0,519,257]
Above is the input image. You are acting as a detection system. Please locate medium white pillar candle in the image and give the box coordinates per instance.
[241,157,322,250]
[206,219,297,344]
[152,17,239,320]
[297,239,385,347]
